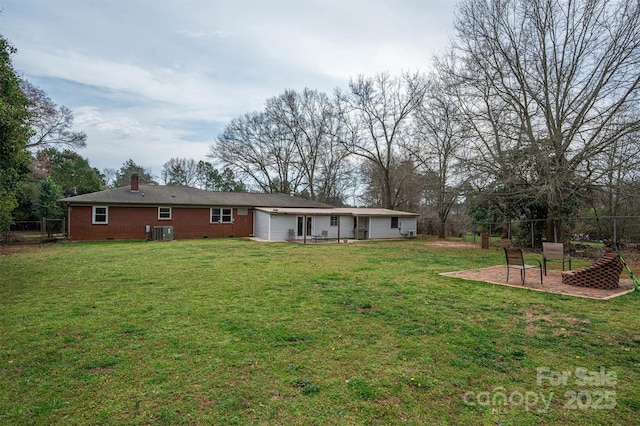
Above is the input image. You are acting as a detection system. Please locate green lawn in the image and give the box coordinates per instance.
[1,239,638,425]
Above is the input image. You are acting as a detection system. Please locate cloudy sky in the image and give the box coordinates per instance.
[1,0,456,177]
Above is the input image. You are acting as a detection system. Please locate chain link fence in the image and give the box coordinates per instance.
[3,219,66,245]
[419,215,640,251]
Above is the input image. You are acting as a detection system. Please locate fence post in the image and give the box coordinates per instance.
[531,222,535,248]
[481,232,489,249]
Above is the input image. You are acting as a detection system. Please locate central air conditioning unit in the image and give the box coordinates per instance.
[153,226,174,241]
[407,230,416,238]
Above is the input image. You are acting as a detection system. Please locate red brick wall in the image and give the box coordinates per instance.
[67,205,254,241]
[561,252,623,289]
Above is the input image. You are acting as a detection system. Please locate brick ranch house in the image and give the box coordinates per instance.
[59,175,419,242]
[59,175,330,241]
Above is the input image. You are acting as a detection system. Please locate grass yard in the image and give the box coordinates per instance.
[1,238,639,425]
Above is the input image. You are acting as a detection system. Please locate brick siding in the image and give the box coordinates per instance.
[67,206,254,241]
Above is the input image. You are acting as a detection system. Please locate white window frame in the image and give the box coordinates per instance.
[330,216,339,226]
[92,206,108,224]
[211,207,233,224]
[158,207,172,220]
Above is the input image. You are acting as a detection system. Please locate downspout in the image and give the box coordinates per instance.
[65,203,71,240]
[251,208,256,238]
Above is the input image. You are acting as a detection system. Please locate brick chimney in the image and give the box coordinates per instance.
[131,173,139,192]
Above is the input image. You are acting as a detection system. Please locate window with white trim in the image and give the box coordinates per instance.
[330,216,339,226]
[158,207,172,220]
[92,206,108,224]
[211,207,233,223]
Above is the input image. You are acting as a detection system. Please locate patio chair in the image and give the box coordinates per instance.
[504,247,543,285]
[542,242,571,275]
[313,230,329,242]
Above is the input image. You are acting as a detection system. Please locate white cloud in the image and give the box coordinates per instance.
[74,106,211,174]
[177,29,231,39]
[1,0,456,174]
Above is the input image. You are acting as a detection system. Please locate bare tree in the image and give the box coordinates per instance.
[359,156,425,210]
[336,72,427,209]
[314,142,357,206]
[212,110,303,194]
[213,88,354,202]
[412,70,469,237]
[588,133,640,239]
[452,0,640,235]
[21,80,87,150]
[101,168,118,188]
[161,157,199,186]
[265,88,354,204]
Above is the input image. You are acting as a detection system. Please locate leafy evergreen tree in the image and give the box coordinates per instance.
[35,176,63,237]
[195,161,246,192]
[0,35,32,235]
[37,148,102,195]
[112,159,157,188]
[35,176,63,220]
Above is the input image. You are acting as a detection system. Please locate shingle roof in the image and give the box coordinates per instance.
[255,207,419,216]
[59,185,333,208]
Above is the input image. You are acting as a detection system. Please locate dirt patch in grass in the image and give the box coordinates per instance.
[424,240,478,248]
[0,243,42,256]
[356,305,376,314]
[375,396,401,406]
[196,395,216,411]
[522,304,591,337]
[87,365,115,374]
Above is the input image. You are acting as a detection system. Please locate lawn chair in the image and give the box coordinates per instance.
[504,247,543,285]
[542,242,571,275]
[313,230,329,242]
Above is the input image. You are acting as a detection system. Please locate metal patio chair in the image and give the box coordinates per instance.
[542,242,571,276]
[504,247,543,285]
